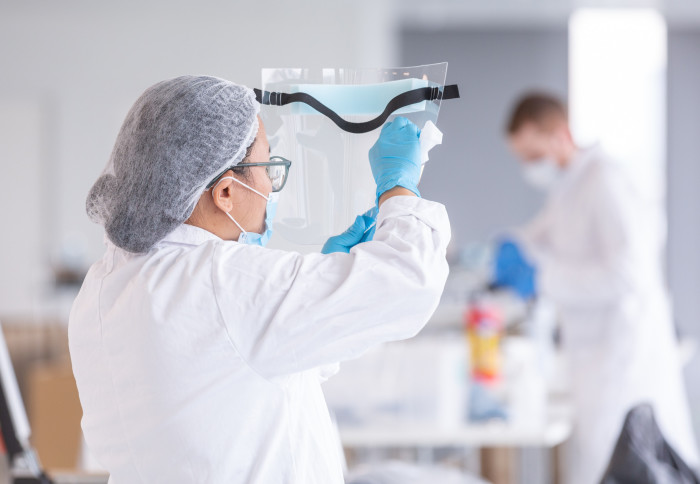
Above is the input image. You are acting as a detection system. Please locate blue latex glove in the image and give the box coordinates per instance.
[492,238,537,300]
[359,206,378,242]
[368,116,421,202]
[322,209,377,254]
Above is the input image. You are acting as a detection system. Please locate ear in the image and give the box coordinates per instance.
[210,171,236,213]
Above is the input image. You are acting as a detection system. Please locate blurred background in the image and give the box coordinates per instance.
[1,1,699,483]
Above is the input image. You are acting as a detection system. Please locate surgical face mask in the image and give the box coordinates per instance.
[521,158,562,190]
[212,176,278,247]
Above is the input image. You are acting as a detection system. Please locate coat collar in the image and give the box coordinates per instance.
[555,143,602,187]
[158,223,222,247]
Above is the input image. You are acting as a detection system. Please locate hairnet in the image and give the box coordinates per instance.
[87,75,260,253]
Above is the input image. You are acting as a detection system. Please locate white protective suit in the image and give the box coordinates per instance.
[517,145,699,484]
[69,196,450,484]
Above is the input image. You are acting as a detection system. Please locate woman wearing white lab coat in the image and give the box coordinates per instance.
[505,93,699,484]
[69,76,450,483]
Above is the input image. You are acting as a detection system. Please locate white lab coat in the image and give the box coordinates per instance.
[517,146,699,484]
[68,196,450,484]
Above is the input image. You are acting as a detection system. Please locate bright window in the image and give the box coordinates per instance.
[569,9,667,199]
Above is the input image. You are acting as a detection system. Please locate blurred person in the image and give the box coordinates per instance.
[493,92,699,484]
[69,76,450,483]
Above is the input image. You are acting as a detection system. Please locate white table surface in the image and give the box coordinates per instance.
[339,399,573,449]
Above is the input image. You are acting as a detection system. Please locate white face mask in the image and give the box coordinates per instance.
[521,158,562,190]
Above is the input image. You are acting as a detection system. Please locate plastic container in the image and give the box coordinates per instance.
[465,302,503,383]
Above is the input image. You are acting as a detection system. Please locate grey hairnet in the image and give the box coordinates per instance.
[87,75,260,253]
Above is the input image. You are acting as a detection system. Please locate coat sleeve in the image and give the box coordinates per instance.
[211,196,451,379]
[519,164,641,307]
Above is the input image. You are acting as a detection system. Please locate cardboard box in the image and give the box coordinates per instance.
[27,360,82,471]
[0,324,82,471]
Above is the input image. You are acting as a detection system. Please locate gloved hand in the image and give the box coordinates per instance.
[322,209,377,254]
[369,116,421,202]
[492,238,537,300]
[359,206,378,242]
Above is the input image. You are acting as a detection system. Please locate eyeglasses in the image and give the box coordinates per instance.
[206,156,292,192]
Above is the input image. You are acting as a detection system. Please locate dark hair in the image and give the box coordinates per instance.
[506,92,568,135]
[231,142,255,182]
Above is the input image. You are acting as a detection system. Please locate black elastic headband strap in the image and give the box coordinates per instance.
[254,84,460,134]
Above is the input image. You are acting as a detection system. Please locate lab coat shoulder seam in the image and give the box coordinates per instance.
[378,202,449,239]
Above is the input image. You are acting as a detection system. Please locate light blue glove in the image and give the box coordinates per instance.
[369,116,421,202]
[359,205,378,242]
[492,238,537,300]
[322,209,377,254]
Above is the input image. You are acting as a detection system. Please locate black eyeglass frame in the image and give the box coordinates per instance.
[206,156,292,191]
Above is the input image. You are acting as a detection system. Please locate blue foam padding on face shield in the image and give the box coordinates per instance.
[289,78,431,116]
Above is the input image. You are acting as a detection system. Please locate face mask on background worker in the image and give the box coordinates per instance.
[508,119,572,191]
[521,157,562,190]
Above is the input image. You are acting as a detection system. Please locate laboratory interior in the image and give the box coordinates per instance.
[1,1,700,483]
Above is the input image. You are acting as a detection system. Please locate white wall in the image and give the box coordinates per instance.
[399,0,700,28]
[0,0,398,319]
[0,100,44,316]
[668,27,700,439]
[400,27,569,248]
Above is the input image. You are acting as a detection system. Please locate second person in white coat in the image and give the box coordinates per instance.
[499,92,699,484]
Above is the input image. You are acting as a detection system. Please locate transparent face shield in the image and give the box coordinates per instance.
[258,63,458,246]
